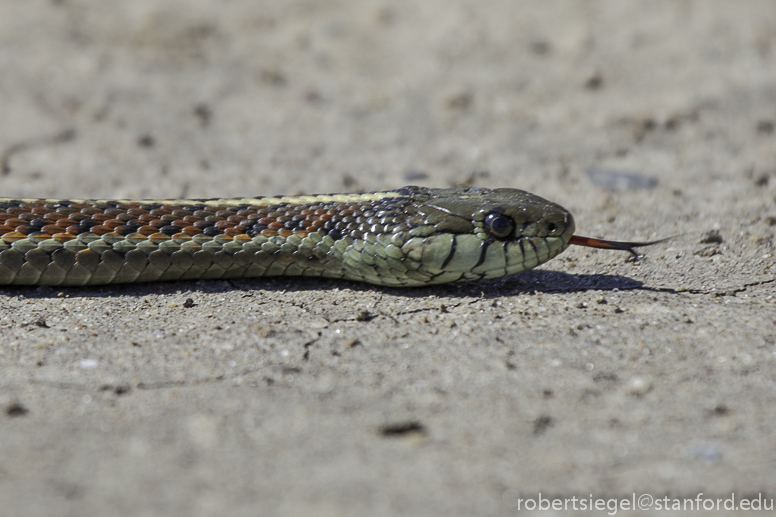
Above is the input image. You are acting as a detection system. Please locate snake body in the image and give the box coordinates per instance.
[0,186,574,287]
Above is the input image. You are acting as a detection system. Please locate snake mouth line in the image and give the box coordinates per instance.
[477,235,568,279]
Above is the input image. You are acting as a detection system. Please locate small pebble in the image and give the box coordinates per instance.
[627,376,653,396]
[78,359,99,369]
[699,230,723,244]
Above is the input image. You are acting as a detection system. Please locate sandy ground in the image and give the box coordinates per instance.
[1,1,775,515]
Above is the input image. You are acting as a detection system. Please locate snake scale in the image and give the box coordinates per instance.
[0,186,656,287]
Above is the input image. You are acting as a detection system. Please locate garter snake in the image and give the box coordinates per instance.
[0,186,657,287]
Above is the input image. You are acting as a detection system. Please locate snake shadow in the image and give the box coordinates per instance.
[1,269,660,300]
[378,269,658,300]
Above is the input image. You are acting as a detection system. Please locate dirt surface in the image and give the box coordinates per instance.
[1,1,775,515]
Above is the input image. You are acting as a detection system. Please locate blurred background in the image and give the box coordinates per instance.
[1,0,773,205]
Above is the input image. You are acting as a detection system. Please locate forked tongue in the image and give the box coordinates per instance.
[569,235,670,258]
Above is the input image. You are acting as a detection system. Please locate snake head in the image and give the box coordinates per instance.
[369,187,575,285]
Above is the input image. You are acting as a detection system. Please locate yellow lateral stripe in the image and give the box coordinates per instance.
[0,191,403,206]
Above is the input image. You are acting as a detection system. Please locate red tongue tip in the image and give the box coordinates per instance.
[569,235,615,249]
[570,235,669,257]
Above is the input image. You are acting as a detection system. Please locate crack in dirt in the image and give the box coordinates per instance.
[28,366,273,391]
[1,128,76,176]
[638,277,776,297]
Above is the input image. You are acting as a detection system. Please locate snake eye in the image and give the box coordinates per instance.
[546,222,557,234]
[484,212,515,239]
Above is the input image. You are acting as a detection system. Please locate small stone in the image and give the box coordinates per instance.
[532,415,554,435]
[193,104,212,126]
[259,69,286,86]
[445,91,473,110]
[756,120,774,134]
[355,310,373,322]
[690,443,722,462]
[137,134,155,148]
[380,421,426,438]
[584,72,603,90]
[627,376,653,396]
[78,359,98,369]
[6,402,29,417]
[695,246,721,257]
[699,230,723,244]
[528,40,551,55]
[754,174,770,187]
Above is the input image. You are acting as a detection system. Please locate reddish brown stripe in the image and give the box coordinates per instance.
[90,225,113,235]
[181,226,202,236]
[137,225,159,236]
[42,224,62,234]
[0,195,413,243]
